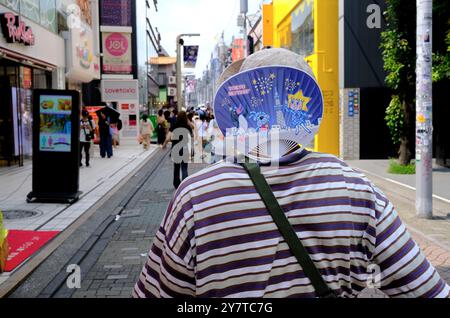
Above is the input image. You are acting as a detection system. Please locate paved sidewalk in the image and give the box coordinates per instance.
[349,159,450,298]
[1,141,156,232]
[0,141,157,287]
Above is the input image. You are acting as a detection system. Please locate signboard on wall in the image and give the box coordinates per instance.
[102,32,132,74]
[100,0,132,26]
[120,102,139,138]
[1,12,35,46]
[66,25,101,82]
[232,38,244,62]
[101,80,139,102]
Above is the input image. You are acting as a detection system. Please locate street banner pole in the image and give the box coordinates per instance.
[176,34,200,111]
[416,0,433,219]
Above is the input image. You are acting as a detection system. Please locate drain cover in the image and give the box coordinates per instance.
[2,210,40,220]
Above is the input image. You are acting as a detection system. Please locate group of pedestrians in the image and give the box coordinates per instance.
[79,108,122,168]
[156,106,219,189]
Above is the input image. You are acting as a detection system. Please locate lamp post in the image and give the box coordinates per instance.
[176,33,200,111]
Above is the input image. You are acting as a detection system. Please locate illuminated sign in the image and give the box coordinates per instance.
[39,95,73,153]
[1,12,35,46]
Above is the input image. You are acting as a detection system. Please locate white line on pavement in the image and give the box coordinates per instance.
[355,167,450,204]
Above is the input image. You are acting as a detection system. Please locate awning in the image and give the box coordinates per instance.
[149,56,177,65]
[0,47,57,71]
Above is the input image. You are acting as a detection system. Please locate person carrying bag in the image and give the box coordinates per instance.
[242,161,336,298]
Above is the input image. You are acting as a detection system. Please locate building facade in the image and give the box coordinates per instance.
[0,0,98,167]
[265,0,340,156]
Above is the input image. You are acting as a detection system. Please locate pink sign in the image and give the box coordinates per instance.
[102,32,132,74]
[1,12,35,46]
[105,33,129,56]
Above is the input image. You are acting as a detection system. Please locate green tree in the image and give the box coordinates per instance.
[381,0,450,166]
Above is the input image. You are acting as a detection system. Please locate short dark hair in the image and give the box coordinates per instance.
[164,110,171,120]
[158,109,164,116]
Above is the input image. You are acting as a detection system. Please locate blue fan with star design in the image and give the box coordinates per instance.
[213,66,324,161]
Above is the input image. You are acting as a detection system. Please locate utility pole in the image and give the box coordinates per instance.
[176,33,200,111]
[241,0,248,58]
[416,0,433,219]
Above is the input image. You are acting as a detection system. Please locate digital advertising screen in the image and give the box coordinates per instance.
[39,95,73,153]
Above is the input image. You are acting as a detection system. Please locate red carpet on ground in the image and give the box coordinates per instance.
[4,230,60,272]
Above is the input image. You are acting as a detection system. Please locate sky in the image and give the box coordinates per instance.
[153,0,263,78]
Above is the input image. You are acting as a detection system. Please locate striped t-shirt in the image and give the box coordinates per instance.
[133,152,450,298]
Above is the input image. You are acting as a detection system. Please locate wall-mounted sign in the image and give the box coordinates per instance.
[168,87,176,97]
[101,80,139,102]
[66,25,101,82]
[348,89,360,117]
[1,12,35,46]
[102,32,132,74]
[100,0,132,26]
[232,38,244,62]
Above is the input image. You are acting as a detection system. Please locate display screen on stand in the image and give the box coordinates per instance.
[39,95,73,153]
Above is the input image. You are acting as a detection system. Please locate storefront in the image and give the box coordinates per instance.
[0,4,65,167]
[264,0,340,156]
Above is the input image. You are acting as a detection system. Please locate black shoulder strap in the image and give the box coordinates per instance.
[242,162,336,298]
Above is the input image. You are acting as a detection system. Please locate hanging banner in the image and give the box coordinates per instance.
[185,76,196,94]
[183,45,199,68]
[102,32,132,74]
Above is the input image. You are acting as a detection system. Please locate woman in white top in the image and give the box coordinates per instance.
[140,114,154,150]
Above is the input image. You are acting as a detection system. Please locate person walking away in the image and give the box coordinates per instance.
[156,109,166,147]
[133,48,450,298]
[80,110,95,167]
[98,111,113,159]
[140,114,154,151]
[195,112,209,159]
[170,109,178,131]
[162,111,193,189]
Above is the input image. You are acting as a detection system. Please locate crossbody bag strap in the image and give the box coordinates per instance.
[242,162,336,298]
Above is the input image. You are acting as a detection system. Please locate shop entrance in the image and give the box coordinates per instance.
[0,60,51,167]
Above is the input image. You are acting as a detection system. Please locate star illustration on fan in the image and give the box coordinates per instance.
[287,90,311,111]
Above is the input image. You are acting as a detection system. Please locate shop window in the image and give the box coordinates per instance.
[278,16,292,50]
[40,0,57,33]
[0,0,20,12]
[291,0,314,57]
[20,0,40,23]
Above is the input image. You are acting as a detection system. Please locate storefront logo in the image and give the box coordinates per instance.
[105,33,129,57]
[1,12,35,46]
[76,28,93,69]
